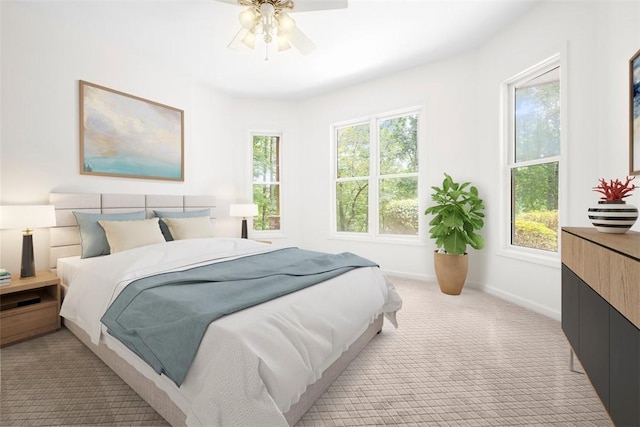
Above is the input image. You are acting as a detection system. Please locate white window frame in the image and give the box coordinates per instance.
[248,131,284,238]
[498,53,567,268]
[330,106,422,244]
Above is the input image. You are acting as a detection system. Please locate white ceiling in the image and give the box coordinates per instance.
[20,0,538,100]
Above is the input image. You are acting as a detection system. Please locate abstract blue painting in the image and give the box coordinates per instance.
[80,81,184,181]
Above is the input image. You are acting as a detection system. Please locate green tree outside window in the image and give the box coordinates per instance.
[335,112,419,236]
[252,135,281,231]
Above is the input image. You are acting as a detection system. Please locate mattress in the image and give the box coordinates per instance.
[56,254,83,290]
[58,238,402,426]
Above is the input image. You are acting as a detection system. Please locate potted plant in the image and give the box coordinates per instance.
[588,176,638,233]
[424,173,485,295]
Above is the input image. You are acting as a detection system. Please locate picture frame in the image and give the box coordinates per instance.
[79,80,184,181]
[630,48,640,175]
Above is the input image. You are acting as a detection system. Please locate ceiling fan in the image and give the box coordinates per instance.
[215,0,348,60]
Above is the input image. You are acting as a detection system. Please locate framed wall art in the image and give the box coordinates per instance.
[630,48,640,175]
[79,80,184,181]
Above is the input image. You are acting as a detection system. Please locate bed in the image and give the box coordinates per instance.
[49,192,402,426]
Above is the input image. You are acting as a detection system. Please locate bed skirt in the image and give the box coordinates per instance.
[64,315,384,426]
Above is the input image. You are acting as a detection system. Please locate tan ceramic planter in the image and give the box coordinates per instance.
[433,251,469,295]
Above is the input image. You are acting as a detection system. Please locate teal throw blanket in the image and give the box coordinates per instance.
[101,248,378,386]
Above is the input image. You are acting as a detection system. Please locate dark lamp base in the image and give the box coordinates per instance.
[241,219,248,239]
[21,234,36,278]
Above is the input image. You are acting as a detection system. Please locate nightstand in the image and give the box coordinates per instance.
[0,271,61,347]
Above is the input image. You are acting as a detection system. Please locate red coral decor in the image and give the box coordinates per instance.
[588,176,638,234]
[592,176,637,201]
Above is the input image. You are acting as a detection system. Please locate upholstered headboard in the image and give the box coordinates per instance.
[48,193,216,270]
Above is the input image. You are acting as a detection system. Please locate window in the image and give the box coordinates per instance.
[505,58,562,255]
[252,134,281,232]
[333,109,420,239]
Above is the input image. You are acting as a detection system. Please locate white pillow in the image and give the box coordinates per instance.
[161,216,215,240]
[98,218,165,253]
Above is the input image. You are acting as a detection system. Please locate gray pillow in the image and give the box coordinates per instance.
[73,211,146,258]
[153,209,211,241]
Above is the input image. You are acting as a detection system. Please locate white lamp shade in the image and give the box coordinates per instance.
[229,204,258,218]
[0,205,56,230]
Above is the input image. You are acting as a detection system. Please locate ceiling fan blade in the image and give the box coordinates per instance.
[287,27,316,55]
[290,0,347,12]
[228,27,249,50]
[213,0,242,5]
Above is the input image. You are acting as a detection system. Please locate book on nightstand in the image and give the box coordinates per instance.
[0,269,11,286]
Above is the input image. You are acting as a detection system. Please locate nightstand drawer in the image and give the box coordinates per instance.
[0,271,61,347]
[1,302,59,345]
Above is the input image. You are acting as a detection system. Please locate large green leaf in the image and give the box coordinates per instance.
[424,173,485,254]
[466,231,485,250]
[443,229,467,255]
[442,207,463,228]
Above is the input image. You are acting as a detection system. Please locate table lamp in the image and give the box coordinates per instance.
[229,204,258,239]
[0,205,56,278]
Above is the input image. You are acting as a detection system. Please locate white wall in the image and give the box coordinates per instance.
[0,2,266,273]
[1,1,638,319]
[297,53,480,280]
[297,0,640,319]
[0,2,305,274]
[474,0,639,318]
[223,96,303,247]
[0,0,4,268]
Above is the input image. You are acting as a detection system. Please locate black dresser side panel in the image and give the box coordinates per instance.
[561,266,580,352]
[609,306,640,427]
[579,281,610,411]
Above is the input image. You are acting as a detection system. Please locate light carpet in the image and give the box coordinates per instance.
[1,277,611,426]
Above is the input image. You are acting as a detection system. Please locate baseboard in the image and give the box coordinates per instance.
[468,283,561,321]
[381,269,435,282]
[382,269,561,321]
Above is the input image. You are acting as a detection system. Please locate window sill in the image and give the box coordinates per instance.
[329,233,425,247]
[496,246,560,269]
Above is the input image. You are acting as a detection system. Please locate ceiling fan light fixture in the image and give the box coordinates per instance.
[221,0,339,58]
[238,8,257,29]
[277,35,291,51]
[241,29,257,49]
[259,2,276,19]
[276,12,296,35]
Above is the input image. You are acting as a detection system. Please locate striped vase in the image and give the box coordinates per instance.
[587,201,638,234]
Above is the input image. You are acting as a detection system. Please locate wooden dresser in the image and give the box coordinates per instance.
[561,227,639,426]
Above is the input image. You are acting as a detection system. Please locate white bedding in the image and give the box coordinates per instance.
[59,238,402,426]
